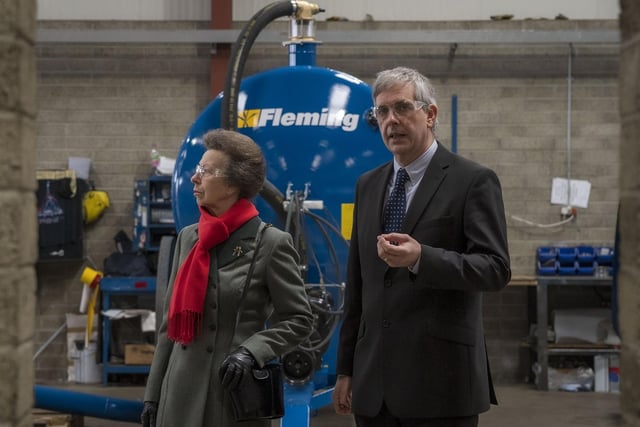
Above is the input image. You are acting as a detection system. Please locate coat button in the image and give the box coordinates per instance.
[210,301,217,309]
[206,346,214,353]
[182,345,187,350]
[384,280,392,288]
[209,324,217,331]
[382,320,391,328]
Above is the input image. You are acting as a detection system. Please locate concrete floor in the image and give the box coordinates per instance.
[37,383,621,427]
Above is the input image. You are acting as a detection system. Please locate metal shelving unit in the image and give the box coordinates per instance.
[133,175,176,252]
[100,276,156,386]
[535,276,617,390]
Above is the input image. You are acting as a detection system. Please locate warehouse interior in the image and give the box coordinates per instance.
[2,0,640,426]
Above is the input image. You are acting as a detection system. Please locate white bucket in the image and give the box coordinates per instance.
[74,341,101,384]
[68,157,91,180]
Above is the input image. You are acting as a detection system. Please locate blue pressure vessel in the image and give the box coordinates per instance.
[172,64,386,283]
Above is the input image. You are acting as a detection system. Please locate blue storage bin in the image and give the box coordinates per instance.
[577,262,595,275]
[537,246,557,263]
[595,246,614,265]
[557,261,578,275]
[537,260,557,276]
[557,247,577,265]
[576,245,595,264]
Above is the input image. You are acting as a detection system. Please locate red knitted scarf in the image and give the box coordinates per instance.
[167,198,259,344]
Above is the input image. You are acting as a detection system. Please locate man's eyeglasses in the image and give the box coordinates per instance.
[195,164,227,178]
[373,100,428,121]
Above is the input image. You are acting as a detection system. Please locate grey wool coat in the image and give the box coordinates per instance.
[144,217,314,426]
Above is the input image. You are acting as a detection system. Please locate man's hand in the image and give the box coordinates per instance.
[377,233,420,268]
[219,347,255,390]
[141,401,157,427]
[332,375,353,415]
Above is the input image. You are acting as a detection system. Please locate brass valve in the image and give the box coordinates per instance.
[293,1,325,20]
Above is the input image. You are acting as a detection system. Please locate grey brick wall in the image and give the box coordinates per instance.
[618,0,640,423]
[34,19,620,383]
[1,0,37,425]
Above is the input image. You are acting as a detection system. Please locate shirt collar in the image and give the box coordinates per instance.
[392,140,438,183]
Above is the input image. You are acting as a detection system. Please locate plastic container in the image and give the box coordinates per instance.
[577,262,595,276]
[576,245,595,264]
[537,260,558,276]
[150,145,161,172]
[72,341,101,384]
[537,246,557,263]
[557,261,578,275]
[595,246,614,266]
[557,247,577,265]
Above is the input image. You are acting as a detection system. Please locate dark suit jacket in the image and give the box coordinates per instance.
[337,142,511,418]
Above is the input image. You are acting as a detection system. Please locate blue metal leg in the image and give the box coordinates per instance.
[281,382,314,427]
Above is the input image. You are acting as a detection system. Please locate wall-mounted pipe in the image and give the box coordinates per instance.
[34,385,143,422]
[565,44,574,207]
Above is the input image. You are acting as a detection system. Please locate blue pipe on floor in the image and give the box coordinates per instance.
[34,385,143,422]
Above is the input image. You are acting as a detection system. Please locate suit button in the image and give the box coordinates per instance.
[206,346,214,353]
[384,280,392,288]
[210,301,217,309]
[182,345,187,350]
[209,324,217,331]
[382,320,391,328]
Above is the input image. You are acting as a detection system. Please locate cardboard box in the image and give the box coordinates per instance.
[124,344,155,365]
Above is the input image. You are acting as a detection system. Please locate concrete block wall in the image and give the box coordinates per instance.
[34,19,620,383]
[35,23,212,382]
[618,0,640,424]
[1,0,38,425]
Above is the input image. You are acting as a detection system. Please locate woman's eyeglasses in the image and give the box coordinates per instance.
[194,164,227,178]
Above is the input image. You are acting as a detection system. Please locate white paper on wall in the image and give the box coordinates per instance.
[550,177,591,208]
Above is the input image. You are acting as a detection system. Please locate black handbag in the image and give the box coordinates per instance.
[228,364,285,421]
[227,223,285,422]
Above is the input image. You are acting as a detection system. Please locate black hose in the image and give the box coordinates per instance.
[221,1,295,130]
[220,1,297,227]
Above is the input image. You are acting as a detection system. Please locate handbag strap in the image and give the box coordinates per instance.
[233,222,271,331]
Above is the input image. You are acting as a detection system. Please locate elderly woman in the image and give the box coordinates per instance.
[142,129,314,426]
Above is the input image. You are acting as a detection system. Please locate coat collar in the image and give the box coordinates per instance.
[216,216,262,268]
[192,216,262,268]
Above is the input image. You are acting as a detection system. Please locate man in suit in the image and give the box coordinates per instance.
[332,67,511,426]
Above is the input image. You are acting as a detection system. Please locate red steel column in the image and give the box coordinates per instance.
[210,0,232,99]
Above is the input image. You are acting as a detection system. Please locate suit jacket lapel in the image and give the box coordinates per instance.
[404,144,452,234]
[373,162,395,234]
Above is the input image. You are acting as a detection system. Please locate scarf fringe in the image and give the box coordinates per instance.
[168,311,202,345]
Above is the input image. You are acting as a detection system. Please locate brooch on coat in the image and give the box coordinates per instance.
[233,246,244,257]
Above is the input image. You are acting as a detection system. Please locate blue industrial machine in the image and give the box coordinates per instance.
[170,1,386,425]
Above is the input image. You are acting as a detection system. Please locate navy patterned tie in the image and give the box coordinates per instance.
[383,168,409,233]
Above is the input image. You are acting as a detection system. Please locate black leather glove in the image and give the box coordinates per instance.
[141,401,157,427]
[219,346,256,390]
